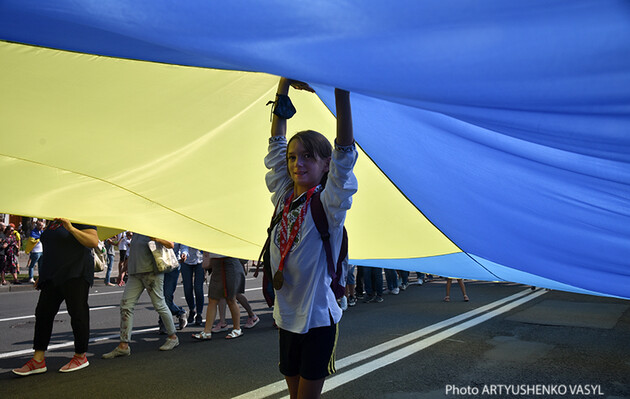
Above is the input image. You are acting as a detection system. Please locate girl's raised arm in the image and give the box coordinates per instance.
[335,88,353,146]
[270,77,316,138]
[270,78,291,138]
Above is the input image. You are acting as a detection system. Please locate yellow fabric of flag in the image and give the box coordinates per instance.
[0,41,459,259]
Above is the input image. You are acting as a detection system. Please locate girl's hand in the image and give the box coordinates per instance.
[289,80,315,93]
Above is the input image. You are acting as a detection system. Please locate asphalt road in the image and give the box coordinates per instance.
[0,274,628,399]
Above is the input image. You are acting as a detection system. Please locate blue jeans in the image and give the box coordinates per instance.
[363,267,383,296]
[163,266,185,316]
[105,254,115,284]
[398,270,409,285]
[346,264,356,285]
[28,251,43,280]
[180,262,204,317]
[120,272,176,342]
[384,268,399,290]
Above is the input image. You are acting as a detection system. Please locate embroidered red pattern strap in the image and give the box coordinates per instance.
[274,186,318,290]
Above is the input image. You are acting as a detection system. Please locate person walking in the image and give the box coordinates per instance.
[103,235,116,286]
[192,256,246,340]
[26,220,45,284]
[444,278,469,302]
[179,244,205,326]
[102,233,179,359]
[1,224,22,285]
[12,218,98,376]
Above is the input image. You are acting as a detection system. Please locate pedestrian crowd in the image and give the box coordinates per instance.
[1,219,46,285]
[7,219,470,386]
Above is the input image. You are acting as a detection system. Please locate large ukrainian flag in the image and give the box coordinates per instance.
[1,1,628,299]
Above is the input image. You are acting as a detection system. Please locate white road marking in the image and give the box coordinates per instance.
[0,326,159,359]
[0,305,117,323]
[321,289,547,396]
[89,290,125,296]
[234,288,546,399]
[178,286,257,300]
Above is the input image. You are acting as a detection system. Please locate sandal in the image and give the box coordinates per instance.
[443,296,450,302]
[225,329,243,340]
[211,323,229,333]
[192,331,212,340]
[464,295,470,302]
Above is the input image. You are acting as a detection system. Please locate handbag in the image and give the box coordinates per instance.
[148,241,179,273]
[92,248,106,272]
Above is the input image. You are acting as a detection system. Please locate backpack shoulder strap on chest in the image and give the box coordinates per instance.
[310,192,348,299]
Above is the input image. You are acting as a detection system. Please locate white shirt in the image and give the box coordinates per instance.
[117,232,130,251]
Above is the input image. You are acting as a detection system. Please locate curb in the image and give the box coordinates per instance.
[0,275,119,295]
[0,283,37,294]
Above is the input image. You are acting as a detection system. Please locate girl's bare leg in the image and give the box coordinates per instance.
[226,297,241,330]
[202,298,219,333]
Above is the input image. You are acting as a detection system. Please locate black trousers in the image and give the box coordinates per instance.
[355,266,365,296]
[33,277,90,353]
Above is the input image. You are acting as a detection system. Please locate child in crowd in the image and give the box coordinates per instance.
[265,77,357,398]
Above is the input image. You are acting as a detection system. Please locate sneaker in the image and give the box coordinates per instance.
[339,296,348,311]
[244,315,260,329]
[400,283,408,291]
[348,296,357,307]
[178,312,188,330]
[28,279,36,284]
[363,294,375,303]
[12,358,47,376]
[383,289,391,295]
[102,346,131,359]
[211,322,229,333]
[391,287,400,295]
[416,279,424,285]
[59,355,89,373]
[159,336,179,351]
[356,293,364,300]
[374,295,384,303]
[195,315,204,326]
[187,310,196,324]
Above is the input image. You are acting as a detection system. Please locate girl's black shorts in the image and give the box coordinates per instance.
[278,322,339,380]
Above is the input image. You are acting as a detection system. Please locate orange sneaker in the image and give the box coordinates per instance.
[12,358,47,376]
[59,355,89,373]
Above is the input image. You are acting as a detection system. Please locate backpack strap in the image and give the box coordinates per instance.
[310,192,348,299]
[254,199,282,278]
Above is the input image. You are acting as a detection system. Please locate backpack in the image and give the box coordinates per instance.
[255,191,348,307]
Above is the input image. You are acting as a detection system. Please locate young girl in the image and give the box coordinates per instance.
[265,77,357,398]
